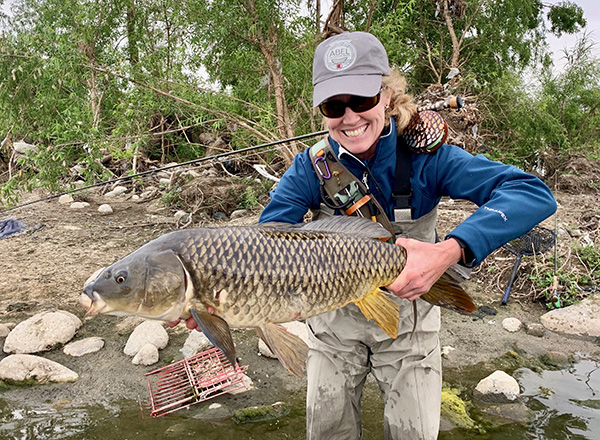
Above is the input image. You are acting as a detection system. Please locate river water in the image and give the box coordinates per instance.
[0,359,598,439]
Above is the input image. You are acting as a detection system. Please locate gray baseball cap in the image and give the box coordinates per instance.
[312,32,390,107]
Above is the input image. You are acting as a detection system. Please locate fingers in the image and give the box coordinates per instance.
[165,319,181,328]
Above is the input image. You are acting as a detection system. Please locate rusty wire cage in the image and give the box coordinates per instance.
[143,347,248,417]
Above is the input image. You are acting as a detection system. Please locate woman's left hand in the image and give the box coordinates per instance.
[386,237,462,301]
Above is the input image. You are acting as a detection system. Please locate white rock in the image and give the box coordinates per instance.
[132,343,159,365]
[0,323,14,338]
[124,321,169,356]
[502,317,522,333]
[225,373,255,395]
[70,202,90,209]
[0,354,79,384]
[541,296,600,337]
[230,209,249,220]
[58,194,74,204]
[258,321,308,358]
[97,204,113,214]
[441,345,455,358]
[105,186,128,197]
[63,337,105,357]
[474,370,520,403]
[159,178,171,186]
[180,331,213,358]
[3,311,82,354]
[13,140,38,155]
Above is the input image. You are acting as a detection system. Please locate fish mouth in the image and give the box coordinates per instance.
[79,291,112,317]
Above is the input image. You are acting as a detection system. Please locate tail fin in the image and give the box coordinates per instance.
[421,274,476,315]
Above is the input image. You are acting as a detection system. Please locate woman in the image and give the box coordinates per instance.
[257,31,557,439]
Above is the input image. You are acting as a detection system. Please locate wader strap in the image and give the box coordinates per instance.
[309,139,396,238]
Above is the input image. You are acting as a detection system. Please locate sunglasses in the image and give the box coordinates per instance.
[318,91,382,118]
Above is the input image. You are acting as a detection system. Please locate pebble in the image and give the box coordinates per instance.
[104,186,128,197]
[502,317,522,333]
[230,209,249,220]
[58,194,74,204]
[525,323,545,337]
[180,331,212,358]
[0,323,15,338]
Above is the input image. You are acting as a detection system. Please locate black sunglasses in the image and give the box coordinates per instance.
[318,92,382,118]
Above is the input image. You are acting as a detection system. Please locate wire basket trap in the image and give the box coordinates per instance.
[144,347,248,418]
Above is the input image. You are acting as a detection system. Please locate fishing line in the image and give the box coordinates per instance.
[0,130,328,214]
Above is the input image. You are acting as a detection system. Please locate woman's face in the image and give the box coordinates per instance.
[325,89,391,159]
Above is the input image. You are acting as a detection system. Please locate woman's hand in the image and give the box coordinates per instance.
[386,237,462,301]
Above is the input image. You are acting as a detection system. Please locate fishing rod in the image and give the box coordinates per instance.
[0,129,328,214]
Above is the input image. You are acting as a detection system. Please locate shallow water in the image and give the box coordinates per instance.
[1,360,598,439]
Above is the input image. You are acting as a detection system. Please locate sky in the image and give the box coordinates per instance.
[1,0,599,73]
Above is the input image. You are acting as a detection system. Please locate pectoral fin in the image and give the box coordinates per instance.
[353,289,400,339]
[421,274,476,315]
[190,308,237,366]
[257,323,308,377]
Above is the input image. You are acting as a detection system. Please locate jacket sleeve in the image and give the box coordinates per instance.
[417,145,557,266]
[259,149,321,224]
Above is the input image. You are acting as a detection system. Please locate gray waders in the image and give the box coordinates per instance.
[306,207,444,440]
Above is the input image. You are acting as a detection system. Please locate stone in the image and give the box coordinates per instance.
[3,311,82,354]
[525,322,545,337]
[225,373,255,395]
[230,209,249,220]
[502,317,522,333]
[97,204,113,214]
[180,331,212,358]
[105,186,128,197]
[63,337,105,357]
[0,354,79,384]
[124,321,169,356]
[132,343,160,365]
[540,297,600,337]
[474,370,520,403]
[541,351,570,368]
[70,202,90,209]
[0,323,14,338]
[58,194,74,204]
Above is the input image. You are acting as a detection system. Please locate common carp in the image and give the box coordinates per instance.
[81,217,476,375]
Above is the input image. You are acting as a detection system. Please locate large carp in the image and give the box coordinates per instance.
[81,217,475,375]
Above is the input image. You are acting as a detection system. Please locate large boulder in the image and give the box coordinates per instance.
[540,296,600,337]
[0,354,79,384]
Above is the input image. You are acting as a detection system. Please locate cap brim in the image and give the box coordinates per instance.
[313,75,382,107]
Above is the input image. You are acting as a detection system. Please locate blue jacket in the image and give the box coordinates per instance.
[259,118,557,266]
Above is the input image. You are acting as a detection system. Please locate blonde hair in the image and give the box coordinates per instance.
[382,70,417,133]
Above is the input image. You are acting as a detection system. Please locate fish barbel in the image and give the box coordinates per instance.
[81,217,475,375]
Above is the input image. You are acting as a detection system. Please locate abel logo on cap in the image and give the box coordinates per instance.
[324,40,357,71]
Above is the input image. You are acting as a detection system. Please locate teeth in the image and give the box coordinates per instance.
[344,126,367,138]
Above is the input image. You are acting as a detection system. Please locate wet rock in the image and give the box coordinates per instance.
[132,343,159,365]
[232,401,290,424]
[540,351,571,369]
[474,370,520,403]
[3,311,82,354]
[478,402,535,424]
[180,331,212,358]
[258,321,308,358]
[0,354,79,384]
[97,204,113,215]
[63,337,105,357]
[441,388,476,429]
[525,322,545,337]
[193,402,233,420]
[540,297,600,337]
[502,317,522,333]
[123,320,168,356]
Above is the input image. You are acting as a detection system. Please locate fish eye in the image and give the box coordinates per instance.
[114,270,128,284]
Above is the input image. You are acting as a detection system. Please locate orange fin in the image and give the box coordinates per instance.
[353,289,400,339]
[421,275,477,315]
[257,323,308,377]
